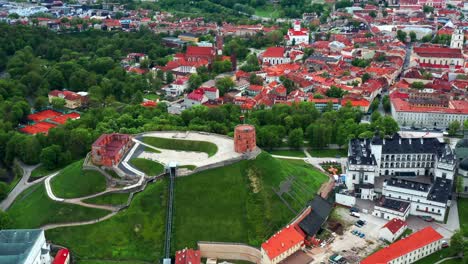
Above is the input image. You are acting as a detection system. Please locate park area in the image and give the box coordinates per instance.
[38,152,328,263]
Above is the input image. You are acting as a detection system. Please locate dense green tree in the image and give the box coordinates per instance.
[448,120,461,136]
[188,74,203,92]
[40,144,62,170]
[409,31,417,42]
[288,128,304,149]
[326,86,346,98]
[212,59,232,74]
[215,77,235,96]
[411,81,425,89]
[362,73,371,83]
[166,72,174,84]
[396,30,407,42]
[0,182,8,200]
[51,97,66,110]
[0,210,12,229]
[382,95,391,113]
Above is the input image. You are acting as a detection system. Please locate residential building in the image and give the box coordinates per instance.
[260,224,305,264]
[391,97,468,128]
[175,248,201,264]
[0,229,51,264]
[91,133,134,167]
[309,98,341,111]
[346,133,456,221]
[183,87,219,108]
[163,76,189,97]
[361,227,443,264]
[234,124,256,153]
[48,90,88,109]
[285,20,309,46]
[261,47,290,65]
[379,218,408,242]
[373,197,411,220]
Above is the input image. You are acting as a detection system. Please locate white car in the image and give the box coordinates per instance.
[350,212,360,218]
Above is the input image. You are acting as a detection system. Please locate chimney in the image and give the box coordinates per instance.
[409,138,412,144]
[420,138,423,144]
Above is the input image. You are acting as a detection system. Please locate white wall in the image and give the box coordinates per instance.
[336,193,356,207]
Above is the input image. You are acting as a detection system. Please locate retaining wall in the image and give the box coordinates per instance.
[197,242,261,264]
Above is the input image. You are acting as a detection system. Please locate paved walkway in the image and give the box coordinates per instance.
[41,211,118,230]
[434,256,461,264]
[0,162,44,210]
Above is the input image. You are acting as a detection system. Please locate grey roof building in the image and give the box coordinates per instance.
[0,229,51,264]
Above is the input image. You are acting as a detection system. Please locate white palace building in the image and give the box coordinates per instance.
[341,133,456,222]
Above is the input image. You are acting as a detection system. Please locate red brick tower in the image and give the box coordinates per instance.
[234,124,256,153]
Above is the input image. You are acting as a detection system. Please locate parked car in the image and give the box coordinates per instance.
[350,212,360,218]
[350,207,360,213]
[442,240,449,248]
[355,220,366,227]
[420,216,434,222]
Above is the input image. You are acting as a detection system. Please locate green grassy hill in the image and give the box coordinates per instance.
[51,160,107,199]
[8,183,109,229]
[129,158,165,176]
[143,136,218,157]
[45,153,328,262]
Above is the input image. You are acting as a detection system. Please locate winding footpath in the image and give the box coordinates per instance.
[0,162,44,211]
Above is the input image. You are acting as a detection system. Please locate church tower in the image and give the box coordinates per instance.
[450,28,464,49]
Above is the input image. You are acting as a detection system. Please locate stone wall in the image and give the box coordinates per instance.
[197,242,261,264]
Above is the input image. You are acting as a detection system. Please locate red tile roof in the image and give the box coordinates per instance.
[261,224,305,260]
[187,88,206,101]
[263,47,285,58]
[53,248,70,264]
[382,218,407,234]
[175,248,201,264]
[186,46,215,57]
[49,90,82,101]
[361,227,443,264]
[392,98,468,114]
[414,47,463,58]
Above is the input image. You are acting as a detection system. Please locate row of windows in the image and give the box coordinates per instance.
[383,154,434,161]
[382,162,434,168]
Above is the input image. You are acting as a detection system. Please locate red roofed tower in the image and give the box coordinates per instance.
[216,28,223,56]
[234,124,256,153]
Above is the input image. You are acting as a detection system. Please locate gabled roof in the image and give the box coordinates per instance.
[263,47,285,58]
[382,218,407,234]
[261,224,305,260]
[361,227,443,264]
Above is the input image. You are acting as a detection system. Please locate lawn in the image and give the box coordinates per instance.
[30,165,59,179]
[267,149,306,158]
[8,183,109,229]
[143,136,218,157]
[413,247,458,264]
[144,146,161,153]
[47,180,167,262]
[254,5,280,18]
[173,152,328,250]
[458,198,468,236]
[308,149,348,158]
[83,192,130,206]
[129,158,165,176]
[51,160,107,199]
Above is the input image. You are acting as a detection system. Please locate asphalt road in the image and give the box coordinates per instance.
[0,162,42,211]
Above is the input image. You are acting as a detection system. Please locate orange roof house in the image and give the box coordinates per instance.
[91,133,134,167]
[361,227,443,264]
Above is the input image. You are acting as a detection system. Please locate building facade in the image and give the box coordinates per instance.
[91,133,134,167]
[0,229,51,264]
[379,218,408,243]
[234,124,256,153]
[261,47,291,65]
[361,227,443,264]
[285,20,309,46]
[48,90,88,109]
[345,134,456,221]
[391,98,468,128]
[260,224,305,264]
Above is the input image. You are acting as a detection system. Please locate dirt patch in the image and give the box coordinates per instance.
[246,168,262,194]
[327,220,344,235]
